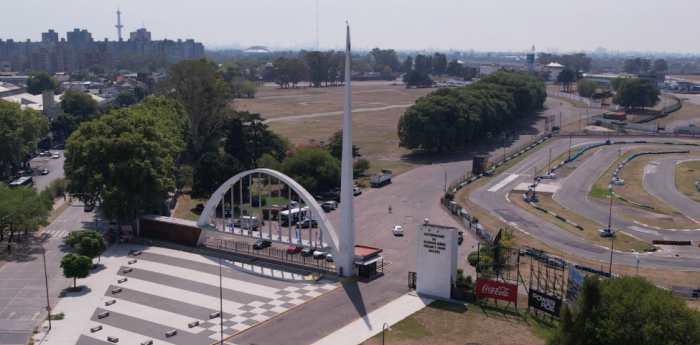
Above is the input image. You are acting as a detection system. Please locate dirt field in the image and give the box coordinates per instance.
[589,147,700,229]
[675,161,700,204]
[658,102,700,128]
[361,298,554,345]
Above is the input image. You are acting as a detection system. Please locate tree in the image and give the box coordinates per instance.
[26,72,60,95]
[87,65,107,75]
[0,184,52,242]
[446,60,464,77]
[612,78,660,110]
[281,146,341,192]
[381,65,393,79]
[592,90,614,104]
[353,159,370,177]
[414,55,427,74]
[117,92,136,108]
[433,53,447,77]
[64,230,108,263]
[652,59,668,73]
[53,113,80,140]
[177,166,194,190]
[369,48,400,72]
[610,77,626,91]
[548,276,700,345]
[623,58,643,74]
[480,70,547,113]
[155,58,232,160]
[191,152,245,200]
[0,101,50,175]
[577,79,598,98]
[641,59,651,73]
[256,153,280,170]
[557,69,576,92]
[325,129,361,160]
[64,100,188,230]
[402,56,413,72]
[305,52,329,87]
[402,71,433,88]
[240,80,258,98]
[133,86,148,103]
[224,112,287,169]
[69,69,90,82]
[60,89,99,122]
[60,254,93,288]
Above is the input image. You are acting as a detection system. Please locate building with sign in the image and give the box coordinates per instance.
[415,222,458,299]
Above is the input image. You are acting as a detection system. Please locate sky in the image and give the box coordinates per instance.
[3,0,699,54]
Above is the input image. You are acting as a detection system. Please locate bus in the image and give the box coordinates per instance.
[9,176,33,189]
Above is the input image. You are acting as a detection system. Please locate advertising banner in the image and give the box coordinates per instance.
[475,279,517,303]
[566,267,584,309]
[528,289,562,316]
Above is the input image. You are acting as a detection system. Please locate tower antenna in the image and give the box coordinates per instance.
[115,8,124,40]
[316,0,319,51]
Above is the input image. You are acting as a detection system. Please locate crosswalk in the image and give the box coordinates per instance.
[40,228,109,238]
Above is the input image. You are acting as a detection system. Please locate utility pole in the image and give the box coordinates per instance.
[579,114,582,132]
[568,133,572,160]
[502,132,506,161]
[532,166,537,198]
[41,246,51,332]
[547,148,552,174]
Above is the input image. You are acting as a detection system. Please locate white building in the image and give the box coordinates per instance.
[546,62,565,82]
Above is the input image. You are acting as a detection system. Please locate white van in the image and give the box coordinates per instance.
[240,216,260,230]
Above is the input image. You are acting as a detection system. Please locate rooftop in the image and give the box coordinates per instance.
[243,46,272,53]
[546,62,565,68]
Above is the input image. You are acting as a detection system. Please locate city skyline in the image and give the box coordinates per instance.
[2,0,700,54]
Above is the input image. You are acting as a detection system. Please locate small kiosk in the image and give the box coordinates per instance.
[354,245,384,278]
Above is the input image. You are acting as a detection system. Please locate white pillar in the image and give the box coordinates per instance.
[338,24,356,277]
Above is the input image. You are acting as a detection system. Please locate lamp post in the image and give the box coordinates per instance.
[219,256,223,342]
[41,245,51,332]
[635,252,639,277]
[532,166,537,199]
[382,323,392,345]
[547,148,552,174]
[568,133,572,160]
[433,164,447,192]
[502,132,507,162]
[579,114,582,132]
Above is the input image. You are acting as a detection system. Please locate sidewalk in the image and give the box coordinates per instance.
[311,294,433,345]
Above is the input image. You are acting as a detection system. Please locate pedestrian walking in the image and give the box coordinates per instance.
[388,204,392,213]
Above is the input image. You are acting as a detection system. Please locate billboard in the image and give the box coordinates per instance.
[566,267,585,309]
[546,115,556,126]
[476,279,517,303]
[528,289,562,316]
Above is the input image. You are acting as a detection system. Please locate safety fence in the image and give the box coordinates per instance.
[547,90,603,109]
[652,240,692,246]
[522,249,615,278]
[696,177,700,193]
[608,151,690,209]
[551,132,699,138]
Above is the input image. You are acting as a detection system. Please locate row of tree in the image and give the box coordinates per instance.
[0,101,50,176]
[397,71,546,153]
[623,58,668,74]
[539,53,593,72]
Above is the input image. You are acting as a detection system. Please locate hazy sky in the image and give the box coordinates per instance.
[4,0,699,53]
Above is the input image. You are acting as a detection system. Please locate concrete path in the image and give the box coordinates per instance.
[312,294,433,345]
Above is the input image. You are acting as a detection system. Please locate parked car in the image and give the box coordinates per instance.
[300,247,314,257]
[41,169,49,175]
[321,204,332,213]
[321,201,337,210]
[298,218,318,228]
[287,246,303,254]
[393,225,403,236]
[25,168,33,175]
[353,187,362,196]
[253,239,272,250]
[325,253,333,262]
[52,153,60,159]
[84,203,95,212]
[40,151,52,157]
[320,189,339,197]
[313,250,327,259]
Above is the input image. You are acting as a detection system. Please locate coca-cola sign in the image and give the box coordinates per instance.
[475,279,517,303]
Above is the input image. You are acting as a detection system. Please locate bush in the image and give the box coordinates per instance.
[444,192,455,201]
[468,251,480,267]
[353,159,370,177]
[595,120,602,126]
[40,178,67,200]
[250,195,267,207]
[471,217,479,224]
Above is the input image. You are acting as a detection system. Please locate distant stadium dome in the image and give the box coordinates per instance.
[243,46,272,53]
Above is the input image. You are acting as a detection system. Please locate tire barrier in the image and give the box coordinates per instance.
[452,135,552,194]
[696,178,700,193]
[608,151,690,210]
[651,240,692,246]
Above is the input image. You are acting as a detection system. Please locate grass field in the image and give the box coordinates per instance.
[657,102,700,127]
[361,297,555,345]
[588,147,700,228]
[675,160,700,204]
[510,191,653,253]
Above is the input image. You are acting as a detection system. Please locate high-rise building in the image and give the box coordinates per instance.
[82,43,115,71]
[130,28,151,41]
[41,30,59,43]
[67,29,93,43]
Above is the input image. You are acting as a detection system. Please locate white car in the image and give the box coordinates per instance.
[313,250,327,259]
[321,201,337,210]
[52,153,60,159]
[393,225,403,236]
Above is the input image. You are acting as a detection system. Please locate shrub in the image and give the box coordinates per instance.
[595,120,602,126]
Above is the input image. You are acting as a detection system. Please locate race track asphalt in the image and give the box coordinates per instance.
[643,156,700,223]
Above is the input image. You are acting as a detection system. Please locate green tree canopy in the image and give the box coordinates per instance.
[87,65,107,75]
[610,77,626,91]
[305,52,329,87]
[26,72,61,95]
[69,69,90,82]
[281,146,341,192]
[156,57,232,160]
[652,59,668,73]
[133,86,148,103]
[480,70,546,113]
[577,79,598,98]
[224,112,291,168]
[53,113,80,140]
[556,69,576,92]
[64,230,108,263]
[60,89,99,122]
[446,60,465,77]
[402,71,433,88]
[0,101,50,175]
[326,129,361,161]
[401,56,413,72]
[117,92,136,108]
[0,184,52,242]
[60,254,93,288]
[176,166,194,190]
[370,48,400,72]
[240,80,258,98]
[612,78,660,110]
[64,100,187,229]
[191,152,245,200]
[548,275,700,345]
[353,158,370,177]
[623,58,643,74]
[433,53,447,77]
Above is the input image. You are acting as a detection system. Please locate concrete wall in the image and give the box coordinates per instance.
[416,224,458,299]
[587,117,658,131]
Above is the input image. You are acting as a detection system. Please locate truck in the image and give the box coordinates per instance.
[370,169,393,187]
[261,205,288,220]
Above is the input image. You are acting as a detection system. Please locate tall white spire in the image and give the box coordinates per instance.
[338,23,355,276]
[115,8,124,40]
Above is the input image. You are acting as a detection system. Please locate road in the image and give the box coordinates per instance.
[0,201,110,345]
[471,138,700,273]
[643,156,700,222]
[26,150,65,193]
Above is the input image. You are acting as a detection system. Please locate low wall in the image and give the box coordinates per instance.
[547,90,602,109]
[587,117,658,132]
[138,215,205,246]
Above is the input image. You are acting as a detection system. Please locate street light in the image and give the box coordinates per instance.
[502,132,507,162]
[433,164,447,192]
[635,251,639,277]
[382,323,392,345]
[579,114,582,132]
[29,239,51,332]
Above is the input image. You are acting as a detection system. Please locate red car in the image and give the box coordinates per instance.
[287,246,303,254]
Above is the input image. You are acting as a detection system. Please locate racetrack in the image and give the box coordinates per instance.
[471,137,700,272]
[643,156,700,223]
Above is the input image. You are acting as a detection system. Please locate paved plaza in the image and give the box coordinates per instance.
[33,245,340,345]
